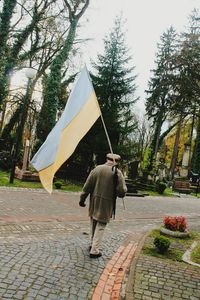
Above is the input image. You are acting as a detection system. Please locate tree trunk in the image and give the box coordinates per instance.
[0,0,17,55]
[191,112,200,174]
[148,112,163,171]
[36,1,90,142]
[36,19,78,141]
[170,115,183,179]
[188,111,196,173]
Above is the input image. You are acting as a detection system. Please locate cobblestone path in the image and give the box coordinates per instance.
[0,222,130,300]
[1,188,200,300]
[134,255,200,300]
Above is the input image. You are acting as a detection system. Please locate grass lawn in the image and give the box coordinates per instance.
[1,169,200,197]
[0,170,190,197]
[140,187,179,197]
[143,229,200,262]
[191,192,200,198]
[191,242,200,264]
[0,170,82,192]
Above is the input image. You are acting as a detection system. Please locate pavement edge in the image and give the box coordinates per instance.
[124,231,149,300]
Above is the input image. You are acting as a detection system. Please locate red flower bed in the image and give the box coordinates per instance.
[163,215,188,232]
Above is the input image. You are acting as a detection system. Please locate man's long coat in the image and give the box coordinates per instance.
[80,162,127,223]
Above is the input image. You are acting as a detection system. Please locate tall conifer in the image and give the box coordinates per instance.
[145,27,178,171]
[91,15,138,163]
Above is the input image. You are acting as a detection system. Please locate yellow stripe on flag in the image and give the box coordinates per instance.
[39,92,100,193]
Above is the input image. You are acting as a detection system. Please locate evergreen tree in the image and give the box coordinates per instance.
[91,15,138,163]
[167,9,200,177]
[186,9,200,173]
[145,26,178,171]
[174,9,200,115]
[64,15,138,179]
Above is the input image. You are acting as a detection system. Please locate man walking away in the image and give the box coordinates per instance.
[79,153,127,258]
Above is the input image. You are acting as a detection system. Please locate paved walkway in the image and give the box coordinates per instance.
[133,255,200,300]
[126,234,200,300]
[0,187,145,300]
[0,187,200,299]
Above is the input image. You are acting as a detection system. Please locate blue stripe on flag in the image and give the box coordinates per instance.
[31,66,95,171]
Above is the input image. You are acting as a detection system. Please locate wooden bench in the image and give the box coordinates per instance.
[173,180,191,194]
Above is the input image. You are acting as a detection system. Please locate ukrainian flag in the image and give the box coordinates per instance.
[31,66,101,193]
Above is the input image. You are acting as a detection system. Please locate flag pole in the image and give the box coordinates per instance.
[100,113,115,159]
[101,113,126,210]
[100,112,126,210]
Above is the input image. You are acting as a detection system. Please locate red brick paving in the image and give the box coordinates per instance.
[92,242,137,300]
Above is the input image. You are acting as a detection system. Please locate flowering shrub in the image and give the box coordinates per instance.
[163,216,188,232]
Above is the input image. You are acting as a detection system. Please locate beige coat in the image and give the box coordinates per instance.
[80,162,127,223]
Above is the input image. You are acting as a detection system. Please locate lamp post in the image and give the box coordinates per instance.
[22,139,30,173]
[9,68,37,183]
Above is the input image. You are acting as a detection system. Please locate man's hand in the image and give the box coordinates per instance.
[79,200,86,207]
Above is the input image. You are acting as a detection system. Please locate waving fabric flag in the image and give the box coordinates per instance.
[31,66,101,193]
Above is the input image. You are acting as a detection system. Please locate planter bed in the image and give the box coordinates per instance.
[160,227,189,238]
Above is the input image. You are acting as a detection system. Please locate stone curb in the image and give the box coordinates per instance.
[160,227,190,238]
[124,232,149,300]
[182,241,200,268]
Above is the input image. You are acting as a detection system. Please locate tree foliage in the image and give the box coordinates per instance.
[0,0,58,110]
[36,0,90,144]
[145,26,178,170]
[62,16,139,179]
[91,16,138,163]
[0,0,90,170]
[145,9,200,175]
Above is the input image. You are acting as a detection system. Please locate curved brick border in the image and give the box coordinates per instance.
[92,242,137,300]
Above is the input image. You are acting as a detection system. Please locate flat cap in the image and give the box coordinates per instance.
[106,153,121,161]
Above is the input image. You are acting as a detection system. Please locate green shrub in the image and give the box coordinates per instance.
[54,181,62,189]
[154,236,170,254]
[156,181,167,194]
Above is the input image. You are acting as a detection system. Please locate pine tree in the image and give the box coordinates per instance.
[186,9,200,173]
[168,9,200,176]
[145,26,178,171]
[91,15,138,163]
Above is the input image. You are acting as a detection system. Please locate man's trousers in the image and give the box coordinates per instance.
[90,218,107,254]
